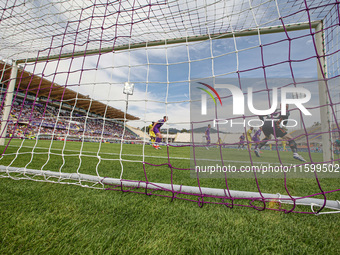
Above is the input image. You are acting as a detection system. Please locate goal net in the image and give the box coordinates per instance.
[0,0,339,214]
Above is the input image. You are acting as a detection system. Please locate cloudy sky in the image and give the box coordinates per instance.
[21,28,322,131]
[2,0,336,132]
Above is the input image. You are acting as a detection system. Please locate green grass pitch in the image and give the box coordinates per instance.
[0,139,339,254]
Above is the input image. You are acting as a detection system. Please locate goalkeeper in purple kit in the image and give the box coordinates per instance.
[150,116,168,149]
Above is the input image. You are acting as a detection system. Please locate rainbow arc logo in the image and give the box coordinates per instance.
[197,82,312,116]
[197,82,222,115]
[197,82,222,106]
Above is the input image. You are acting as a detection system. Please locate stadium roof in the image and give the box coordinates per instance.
[0,61,139,121]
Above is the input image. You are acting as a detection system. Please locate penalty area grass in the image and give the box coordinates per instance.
[0,139,340,253]
[0,178,340,254]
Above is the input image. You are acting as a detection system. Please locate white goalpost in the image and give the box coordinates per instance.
[0,0,339,214]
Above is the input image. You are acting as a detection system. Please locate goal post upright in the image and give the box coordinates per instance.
[0,62,18,146]
[315,21,333,163]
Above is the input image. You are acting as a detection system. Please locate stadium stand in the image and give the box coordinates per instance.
[2,96,139,142]
[0,60,140,143]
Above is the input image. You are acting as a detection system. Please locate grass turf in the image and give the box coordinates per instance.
[0,139,339,254]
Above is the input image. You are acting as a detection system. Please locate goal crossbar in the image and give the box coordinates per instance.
[17,21,320,64]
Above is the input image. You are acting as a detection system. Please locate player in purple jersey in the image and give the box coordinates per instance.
[252,128,261,143]
[151,116,168,149]
[205,124,211,150]
[238,133,245,150]
[252,127,262,153]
